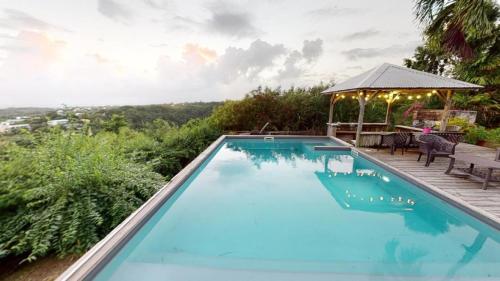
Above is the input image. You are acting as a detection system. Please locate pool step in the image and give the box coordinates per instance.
[264,136,274,142]
[314,146,351,151]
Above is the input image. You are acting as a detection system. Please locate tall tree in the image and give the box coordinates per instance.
[415,0,498,58]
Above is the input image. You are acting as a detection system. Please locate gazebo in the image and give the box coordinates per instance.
[322,63,483,147]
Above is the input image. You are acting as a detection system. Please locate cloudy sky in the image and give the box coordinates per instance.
[0,0,422,107]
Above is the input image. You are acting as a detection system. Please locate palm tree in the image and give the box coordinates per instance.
[415,0,498,58]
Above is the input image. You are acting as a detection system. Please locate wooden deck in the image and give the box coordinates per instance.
[361,143,500,219]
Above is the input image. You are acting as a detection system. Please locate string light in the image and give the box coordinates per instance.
[427,93,432,97]
[408,96,413,100]
[341,94,346,99]
[432,90,437,94]
[395,96,400,100]
[416,95,421,99]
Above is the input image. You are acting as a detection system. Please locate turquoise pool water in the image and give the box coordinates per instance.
[94,138,500,281]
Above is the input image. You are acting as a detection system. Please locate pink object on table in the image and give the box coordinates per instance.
[422,127,431,134]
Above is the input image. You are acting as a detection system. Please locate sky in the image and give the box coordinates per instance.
[0,0,423,107]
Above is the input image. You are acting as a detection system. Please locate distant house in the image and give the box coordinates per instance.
[0,119,31,133]
[47,119,69,127]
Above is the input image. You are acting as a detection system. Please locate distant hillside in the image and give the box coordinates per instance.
[93,102,223,128]
[0,107,55,120]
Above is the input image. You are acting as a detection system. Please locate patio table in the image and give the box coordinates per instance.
[445,154,500,189]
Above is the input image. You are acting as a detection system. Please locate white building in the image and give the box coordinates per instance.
[0,119,31,133]
[47,119,69,127]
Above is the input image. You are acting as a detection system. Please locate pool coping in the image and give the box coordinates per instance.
[56,135,499,281]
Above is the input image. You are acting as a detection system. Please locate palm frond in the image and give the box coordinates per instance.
[415,0,446,24]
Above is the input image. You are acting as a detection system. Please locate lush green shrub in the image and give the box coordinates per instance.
[486,128,500,146]
[464,126,489,144]
[210,86,331,133]
[151,118,223,177]
[0,131,165,261]
[447,117,473,132]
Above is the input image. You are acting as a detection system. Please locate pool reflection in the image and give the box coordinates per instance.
[224,141,499,278]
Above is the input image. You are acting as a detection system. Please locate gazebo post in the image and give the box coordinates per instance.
[327,95,334,136]
[384,92,398,128]
[439,90,453,132]
[355,91,366,147]
[385,92,392,126]
[385,102,391,124]
[327,95,342,136]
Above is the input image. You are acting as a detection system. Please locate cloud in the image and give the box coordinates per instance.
[143,0,169,10]
[307,5,363,17]
[0,36,325,107]
[302,38,323,62]
[150,43,168,48]
[182,44,217,65]
[167,16,201,31]
[212,39,286,82]
[156,38,319,87]
[0,9,69,32]
[88,53,111,64]
[342,29,380,41]
[341,41,419,61]
[278,39,324,80]
[0,30,65,72]
[205,2,259,38]
[158,2,258,37]
[98,0,133,23]
[278,50,304,80]
[87,52,125,72]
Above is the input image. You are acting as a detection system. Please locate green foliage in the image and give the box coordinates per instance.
[0,100,228,263]
[485,128,500,146]
[452,92,499,127]
[404,45,450,75]
[447,117,472,131]
[464,126,499,146]
[414,0,498,58]
[0,130,165,261]
[211,86,331,132]
[101,114,128,133]
[464,126,489,144]
[408,0,499,129]
[96,102,221,129]
[150,118,223,177]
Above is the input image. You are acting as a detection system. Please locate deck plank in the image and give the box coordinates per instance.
[361,143,500,220]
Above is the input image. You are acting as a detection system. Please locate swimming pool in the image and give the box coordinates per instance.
[66,137,500,280]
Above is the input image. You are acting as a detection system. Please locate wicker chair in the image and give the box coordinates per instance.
[379,132,412,155]
[417,134,458,167]
[431,132,464,144]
